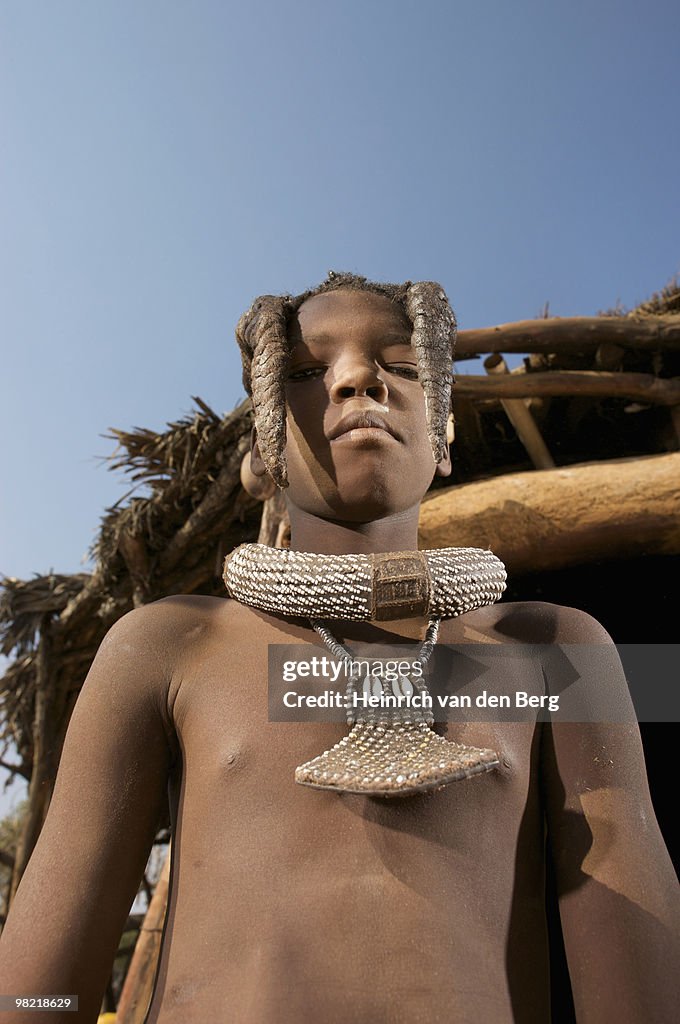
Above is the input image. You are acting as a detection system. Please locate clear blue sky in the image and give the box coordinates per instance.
[2,0,678,583]
[0,1,678,813]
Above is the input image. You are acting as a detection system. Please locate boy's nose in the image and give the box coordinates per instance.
[329,360,389,405]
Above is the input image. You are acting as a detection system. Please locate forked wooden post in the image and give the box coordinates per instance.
[116,844,172,1024]
[483,354,555,469]
[10,616,56,903]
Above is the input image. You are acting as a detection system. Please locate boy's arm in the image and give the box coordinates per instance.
[0,599,180,1024]
[541,606,680,1024]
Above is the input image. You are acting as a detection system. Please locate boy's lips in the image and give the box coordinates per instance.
[328,410,400,441]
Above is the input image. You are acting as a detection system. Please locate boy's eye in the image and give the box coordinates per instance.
[287,363,419,382]
[386,364,419,380]
[287,365,327,381]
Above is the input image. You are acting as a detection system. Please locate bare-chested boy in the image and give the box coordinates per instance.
[1,273,678,1024]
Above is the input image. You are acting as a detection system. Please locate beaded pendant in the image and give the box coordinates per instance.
[296,619,499,797]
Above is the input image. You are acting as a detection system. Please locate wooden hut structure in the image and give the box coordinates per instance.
[1,280,678,1018]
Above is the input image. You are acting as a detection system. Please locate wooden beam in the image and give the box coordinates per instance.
[418,452,680,575]
[457,315,680,356]
[454,370,680,406]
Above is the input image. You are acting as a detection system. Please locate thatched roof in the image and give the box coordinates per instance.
[1,397,261,779]
[1,280,679,893]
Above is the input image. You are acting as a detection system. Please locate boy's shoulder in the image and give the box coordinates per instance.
[118,592,245,648]
[118,592,283,662]
[490,600,632,722]
[100,595,248,733]
[485,598,613,645]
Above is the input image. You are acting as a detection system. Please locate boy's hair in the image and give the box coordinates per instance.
[235,270,457,488]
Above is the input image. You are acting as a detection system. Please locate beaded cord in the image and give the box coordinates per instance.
[310,616,440,726]
[310,616,441,664]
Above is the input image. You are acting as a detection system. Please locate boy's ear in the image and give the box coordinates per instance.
[435,414,454,479]
[249,426,266,476]
[435,446,452,479]
[240,427,277,500]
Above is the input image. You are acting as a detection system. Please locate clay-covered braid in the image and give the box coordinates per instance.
[404,281,457,465]
[235,294,292,488]
[235,271,457,488]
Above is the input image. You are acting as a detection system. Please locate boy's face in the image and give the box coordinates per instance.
[253,288,451,523]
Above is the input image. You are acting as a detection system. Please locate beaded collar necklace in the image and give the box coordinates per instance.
[223,543,508,797]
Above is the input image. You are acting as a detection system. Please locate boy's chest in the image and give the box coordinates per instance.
[171,627,546,858]
[173,618,548,759]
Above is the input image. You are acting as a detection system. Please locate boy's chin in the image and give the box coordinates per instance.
[283,461,436,523]
[287,490,427,525]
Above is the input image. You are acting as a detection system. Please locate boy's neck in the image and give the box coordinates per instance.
[286,503,422,555]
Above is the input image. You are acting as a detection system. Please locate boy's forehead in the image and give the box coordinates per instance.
[291,289,412,346]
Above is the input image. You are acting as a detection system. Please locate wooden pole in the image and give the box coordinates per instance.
[484,355,555,469]
[9,616,56,902]
[257,489,290,548]
[117,531,152,608]
[158,434,251,575]
[116,844,172,1024]
[670,406,680,449]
